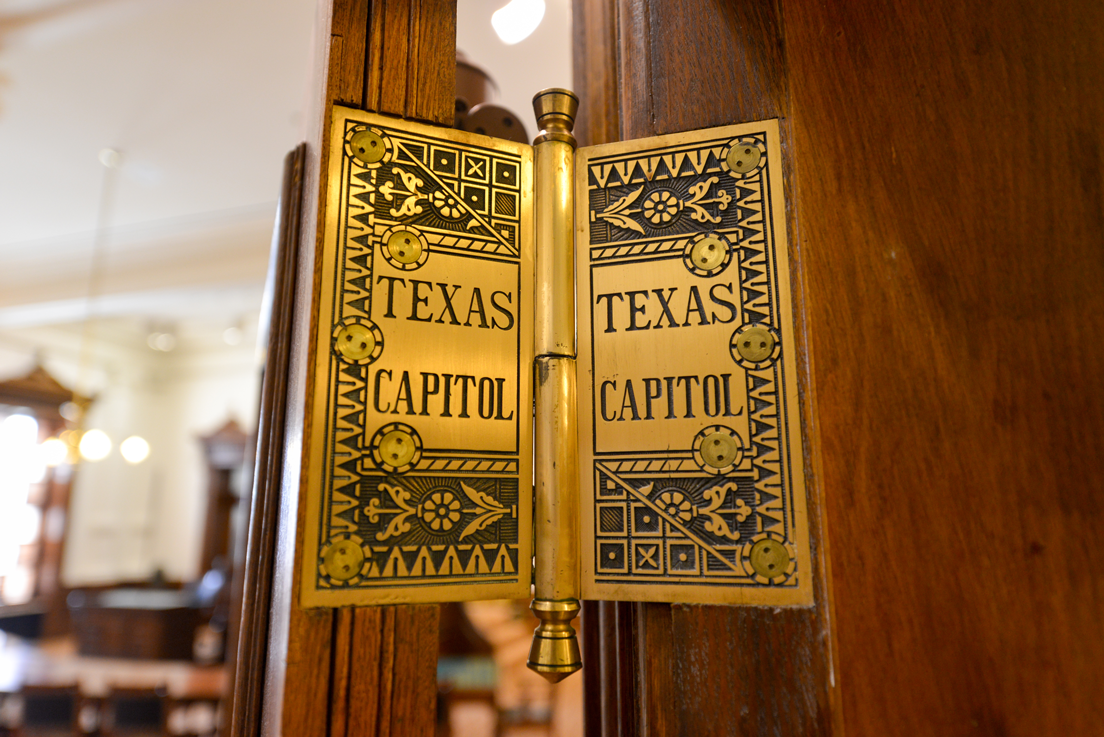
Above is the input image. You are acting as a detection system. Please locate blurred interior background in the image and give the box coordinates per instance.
[0,1,574,734]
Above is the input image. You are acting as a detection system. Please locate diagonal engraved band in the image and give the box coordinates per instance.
[595,462,742,574]
[395,140,519,255]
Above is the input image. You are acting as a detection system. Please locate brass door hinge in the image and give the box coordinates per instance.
[300,90,811,682]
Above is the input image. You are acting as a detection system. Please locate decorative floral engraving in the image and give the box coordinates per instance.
[683,177,732,224]
[657,490,693,522]
[597,179,733,234]
[698,482,748,542]
[421,491,461,531]
[430,188,463,219]
[458,481,509,540]
[365,483,417,541]
[595,187,646,234]
[642,190,679,225]
[379,169,426,218]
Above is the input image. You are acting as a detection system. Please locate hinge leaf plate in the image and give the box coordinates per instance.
[576,120,813,605]
[300,107,534,606]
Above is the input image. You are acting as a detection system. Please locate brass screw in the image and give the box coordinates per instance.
[323,540,365,581]
[690,236,727,271]
[749,538,790,578]
[735,326,775,363]
[350,130,386,164]
[379,429,416,466]
[701,432,740,469]
[727,141,762,174]
[386,230,423,264]
[335,323,375,361]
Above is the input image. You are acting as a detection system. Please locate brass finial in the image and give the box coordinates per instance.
[526,599,582,683]
[532,88,579,147]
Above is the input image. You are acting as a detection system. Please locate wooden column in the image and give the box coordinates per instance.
[574,2,836,734]
[245,2,456,736]
[576,0,1104,734]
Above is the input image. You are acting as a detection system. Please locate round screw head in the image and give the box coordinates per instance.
[386,230,423,264]
[323,539,365,581]
[735,326,776,362]
[691,236,728,271]
[727,141,762,174]
[350,130,386,164]
[702,432,740,469]
[335,323,375,360]
[379,429,417,466]
[749,538,790,578]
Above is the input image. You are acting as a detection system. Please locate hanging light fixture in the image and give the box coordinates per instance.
[56,147,150,465]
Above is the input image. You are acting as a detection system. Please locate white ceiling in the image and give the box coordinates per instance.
[0,0,570,351]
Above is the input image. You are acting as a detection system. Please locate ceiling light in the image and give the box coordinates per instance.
[492,0,545,45]
[147,331,177,351]
[120,436,150,464]
[79,429,112,461]
[223,326,242,345]
[98,148,122,168]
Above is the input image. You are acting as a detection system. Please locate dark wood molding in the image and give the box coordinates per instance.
[577,0,1104,734]
[228,142,307,737]
[248,2,456,736]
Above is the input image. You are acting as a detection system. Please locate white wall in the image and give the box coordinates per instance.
[0,317,261,586]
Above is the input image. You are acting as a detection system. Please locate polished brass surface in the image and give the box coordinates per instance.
[350,129,386,164]
[576,121,812,605]
[528,88,581,681]
[733,325,776,363]
[533,356,580,601]
[378,428,416,467]
[335,323,376,361]
[701,431,740,469]
[690,235,728,271]
[749,536,792,579]
[384,229,423,264]
[301,107,534,606]
[533,89,578,357]
[532,88,579,147]
[526,598,582,683]
[725,140,762,174]
[322,539,366,581]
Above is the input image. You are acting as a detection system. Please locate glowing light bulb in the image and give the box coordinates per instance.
[120,436,150,464]
[79,429,112,461]
[491,0,545,45]
[41,438,69,467]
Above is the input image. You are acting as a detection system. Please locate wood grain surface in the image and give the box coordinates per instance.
[576,0,1104,734]
[785,0,1104,734]
[576,1,836,735]
[252,2,455,736]
[228,143,306,737]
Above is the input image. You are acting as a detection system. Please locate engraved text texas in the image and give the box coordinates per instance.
[301,107,534,606]
[576,121,812,604]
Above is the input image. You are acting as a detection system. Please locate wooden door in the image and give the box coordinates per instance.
[231,3,455,736]
[575,0,1104,735]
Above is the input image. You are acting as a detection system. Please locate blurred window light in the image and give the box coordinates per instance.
[16,505,41,545]
[491,0,545,45]
[120,435,150,464]
[0,414,43,488]
[79,429,112,461]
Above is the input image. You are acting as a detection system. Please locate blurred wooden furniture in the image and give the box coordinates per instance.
[68,590,201,662]
[101,687,166,737]
[197,421,248,578]
[0,366,88,638]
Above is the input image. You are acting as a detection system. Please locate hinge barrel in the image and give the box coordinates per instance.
[528,88,582,683]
